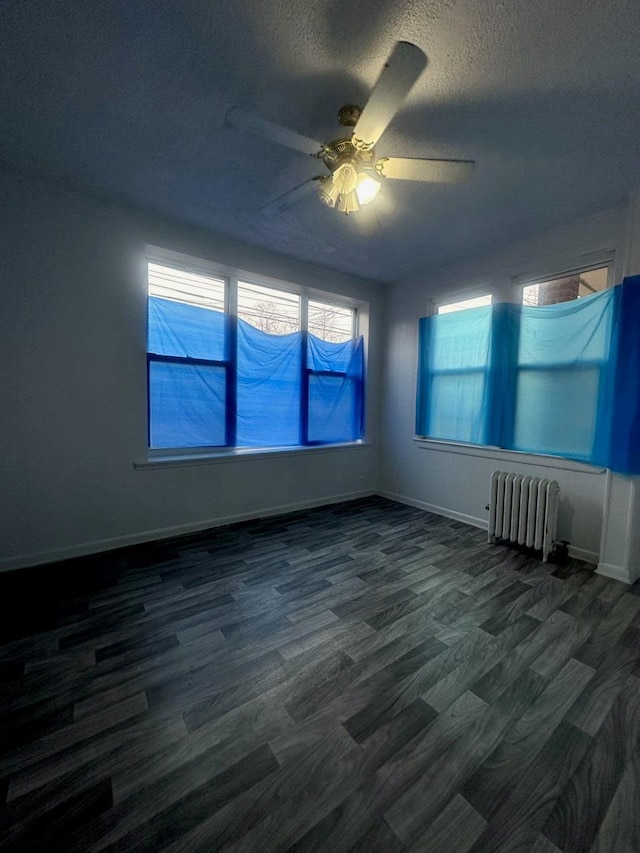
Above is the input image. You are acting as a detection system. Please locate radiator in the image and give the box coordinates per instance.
[488,471,560,562]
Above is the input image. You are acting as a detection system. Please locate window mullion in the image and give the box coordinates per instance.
[308,369,347,378]
[146,353,152,449]
[226,275,238,447]
[147,353,227,368]
[300,294,309,445]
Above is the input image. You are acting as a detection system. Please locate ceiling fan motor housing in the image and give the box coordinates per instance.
[321,138,376,173]
[337,104,362,127]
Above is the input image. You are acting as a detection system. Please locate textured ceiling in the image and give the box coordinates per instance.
[1,0,639,283]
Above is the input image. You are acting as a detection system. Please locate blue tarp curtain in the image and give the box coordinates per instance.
[416,275,640,474]
[147,296,364,449]
[307,334,364,444]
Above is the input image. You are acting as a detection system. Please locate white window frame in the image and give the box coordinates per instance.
[146,246,361,333]
[432,289,494,316]
[513,253,615,304]
[144,245,365,458]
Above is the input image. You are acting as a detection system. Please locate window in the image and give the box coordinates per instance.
[520,265,609,307]
[147,263,230,450]
[417,303,493,445]
[512,293,613,458]
[146,256,364,451]
[437,294,492,315]
[417,266,624,467]
[307,311,362,444]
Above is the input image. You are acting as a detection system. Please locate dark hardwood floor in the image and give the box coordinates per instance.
[1,496,640,852]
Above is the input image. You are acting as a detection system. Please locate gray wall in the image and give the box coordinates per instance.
[0,172,382,569]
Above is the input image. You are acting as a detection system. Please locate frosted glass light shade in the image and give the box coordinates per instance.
[356,174,381,205]
[337,190,360,214]
[331,162,359,195]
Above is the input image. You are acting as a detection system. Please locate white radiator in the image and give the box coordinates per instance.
[488,471,560,562]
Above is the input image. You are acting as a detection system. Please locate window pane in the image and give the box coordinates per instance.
[430,306,492,370]
[149,361,226,448]
[236,321,301,447]
[437,294,492,314]
[307,334,361,374]
[148,296,227,361]
[513,368,600,458]
[148,262,225,311]
[427,372,487,444]
[237,282,300,334]
[308,375,361,443]
[308,300,355,342]
[522,266,608,307]
[518,288,614,366]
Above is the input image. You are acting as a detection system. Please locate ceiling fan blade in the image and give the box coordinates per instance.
[225,107,322,156]
[377,157,475,183]
[260,177,320,217]
[352,42,427,150]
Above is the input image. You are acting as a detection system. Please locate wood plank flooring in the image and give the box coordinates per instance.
[1,496,640,852]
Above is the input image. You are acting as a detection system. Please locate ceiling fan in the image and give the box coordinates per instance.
[225,42,475,216]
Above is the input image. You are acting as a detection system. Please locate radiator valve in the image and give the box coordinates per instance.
[549,540,570,565]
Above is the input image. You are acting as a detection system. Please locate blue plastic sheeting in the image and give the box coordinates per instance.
[609,278,640,474]
[148,296,226,361]
[308,333,360,374]
[417,306,492,444]
[147,296,364,449]
[416,277,640,474]
[308,334,365,444]
[513,290,616,460]
[149,361,226,449]
[237,321,301,447]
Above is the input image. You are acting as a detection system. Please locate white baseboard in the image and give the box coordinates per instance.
[1,488,611,578]
[378,490,601,568]
[0,489,376,573]
[596,562,634,585]
[377,490,488,531]
[567,545,599,566]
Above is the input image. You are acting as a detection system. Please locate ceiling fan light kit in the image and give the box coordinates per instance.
[313,136,376,213]
[330,160,360,196]
[337,190,360,214]
[317,163,381,213]
[313,107,383,213]
[317,176,341,208]
[356,172,381,205]
[226,41,475,217]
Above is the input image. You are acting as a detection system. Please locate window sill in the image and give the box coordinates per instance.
[134,441,371,471]
[413,437,606,474]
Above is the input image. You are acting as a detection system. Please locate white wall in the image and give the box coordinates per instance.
[0,172,383,570]
[379,202,640,582]
[3,172,639,580]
